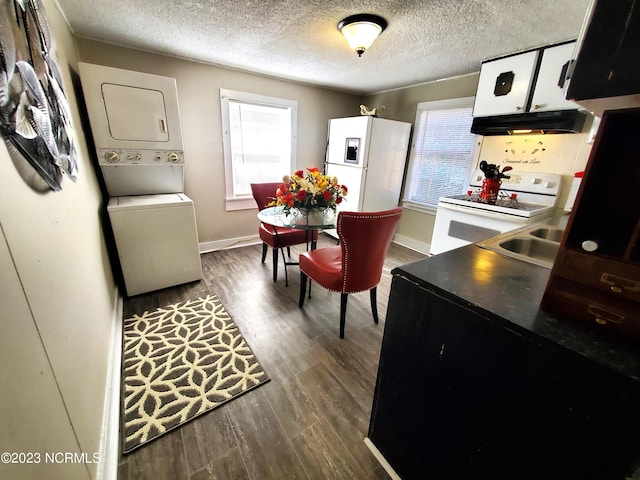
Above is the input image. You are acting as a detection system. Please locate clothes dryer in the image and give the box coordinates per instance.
[79,62,186,196]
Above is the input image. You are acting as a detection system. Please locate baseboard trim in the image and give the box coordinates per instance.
[199,234,261,253]
[392,233,431,255]
[199,232,429,255]
[364,437,401,480]
[97,289,123,480]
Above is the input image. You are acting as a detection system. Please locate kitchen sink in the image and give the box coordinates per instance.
[499,237,559,263]
[528,227,564,242]
[477,224,563,268]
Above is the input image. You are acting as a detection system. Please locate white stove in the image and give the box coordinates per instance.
[431,169,561,254]
[440,194,555,218]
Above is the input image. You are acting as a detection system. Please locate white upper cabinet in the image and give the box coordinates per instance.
[473,41,578,117]
[530,42,579,112]
[473,50,539,117]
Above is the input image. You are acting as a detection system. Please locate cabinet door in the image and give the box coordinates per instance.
[369,277,551,478]
[530,42,579,111]
[564,109,640,262]
[472,50,539,117]
[370,275,640,479]
[568,0,640,102]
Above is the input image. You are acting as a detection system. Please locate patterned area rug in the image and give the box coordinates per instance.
[121,294,269,453]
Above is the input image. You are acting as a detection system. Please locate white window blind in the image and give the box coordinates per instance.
[404,97,478,211]
[220,89,297,211]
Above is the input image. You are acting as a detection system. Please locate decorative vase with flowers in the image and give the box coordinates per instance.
[271,167,348,226]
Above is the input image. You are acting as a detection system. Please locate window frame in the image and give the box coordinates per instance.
[402,96,481,214]
[220,88,297,211]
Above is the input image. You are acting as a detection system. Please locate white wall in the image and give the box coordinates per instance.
[476,127,594,209]
[0,1,117,479]
[74,38,363,250]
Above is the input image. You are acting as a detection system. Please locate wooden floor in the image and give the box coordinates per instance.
[118,234,426,480]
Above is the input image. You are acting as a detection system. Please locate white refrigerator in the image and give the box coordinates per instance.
[325,116,411,220]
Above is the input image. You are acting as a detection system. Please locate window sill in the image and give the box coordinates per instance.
[226,197,257,211]
[402,200,437,215]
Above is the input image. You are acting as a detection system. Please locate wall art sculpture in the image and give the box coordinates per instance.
[0,0,78,192]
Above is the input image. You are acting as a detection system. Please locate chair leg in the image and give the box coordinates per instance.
[287,246,291,257]
[299,272,307,307]
[280,247,289,287]
[261,243,268,263]
[340,293,349,339]
[272,248,278,282]
[370,287,379,324]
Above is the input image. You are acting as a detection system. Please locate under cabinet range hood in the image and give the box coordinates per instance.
[471,109,588,136]
[472,40,590,136]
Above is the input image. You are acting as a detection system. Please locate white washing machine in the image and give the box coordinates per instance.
[107,193,202,296]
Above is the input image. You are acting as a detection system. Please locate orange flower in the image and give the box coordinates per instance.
[272,166,347,214]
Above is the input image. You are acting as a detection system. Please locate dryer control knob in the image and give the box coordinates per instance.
[104,151,120,163]
[168,152,181,163]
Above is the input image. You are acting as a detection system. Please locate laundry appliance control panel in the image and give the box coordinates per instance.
[97,148,183,166]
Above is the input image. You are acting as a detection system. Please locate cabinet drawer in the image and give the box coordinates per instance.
[542,277,640,342]
[553,249,640,303]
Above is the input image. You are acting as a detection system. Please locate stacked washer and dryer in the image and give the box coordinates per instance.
[79,63,202,296]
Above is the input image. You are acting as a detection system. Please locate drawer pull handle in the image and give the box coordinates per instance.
[600,273,640,293]
[587,304,625,325]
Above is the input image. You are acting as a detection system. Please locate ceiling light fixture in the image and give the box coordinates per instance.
[337,14,387,57]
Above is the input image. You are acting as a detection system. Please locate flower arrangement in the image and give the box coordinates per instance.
[272,167,348,215]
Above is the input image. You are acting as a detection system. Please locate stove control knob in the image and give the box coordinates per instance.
[168,152,181,163]
[104,151,120,163]
[545,181,554,188]
[531,178,541,184]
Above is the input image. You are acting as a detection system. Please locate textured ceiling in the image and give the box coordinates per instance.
[54,0,591,95]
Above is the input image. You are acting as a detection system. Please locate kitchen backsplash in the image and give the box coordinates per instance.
[475,119,596,208]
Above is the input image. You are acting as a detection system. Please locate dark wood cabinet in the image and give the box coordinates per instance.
[542,108,640,339]
[566,0,640,114]
[369,272,640,479]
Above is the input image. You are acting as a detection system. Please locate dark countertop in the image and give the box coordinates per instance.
[393,240,640,383]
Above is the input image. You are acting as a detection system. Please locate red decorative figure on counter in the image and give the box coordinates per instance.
[478,161,512,204]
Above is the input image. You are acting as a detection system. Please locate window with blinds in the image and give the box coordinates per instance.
[220,89,297,211]
[404,97,479,211]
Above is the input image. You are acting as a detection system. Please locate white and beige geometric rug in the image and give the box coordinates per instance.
[121,294,269,453]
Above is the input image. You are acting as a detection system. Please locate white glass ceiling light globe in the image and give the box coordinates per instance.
[338,14,388,57]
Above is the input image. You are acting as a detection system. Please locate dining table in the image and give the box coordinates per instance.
[256,205,337,286]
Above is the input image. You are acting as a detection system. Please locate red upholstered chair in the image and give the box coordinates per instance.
[298,207,403,338]
[250,182,318,286]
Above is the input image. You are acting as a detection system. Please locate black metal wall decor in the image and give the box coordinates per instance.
[0,0,78,192]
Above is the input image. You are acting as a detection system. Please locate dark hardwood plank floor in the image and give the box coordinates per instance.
[118,234,426,480]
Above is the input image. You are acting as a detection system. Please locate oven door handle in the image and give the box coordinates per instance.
[437,203,528,222]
